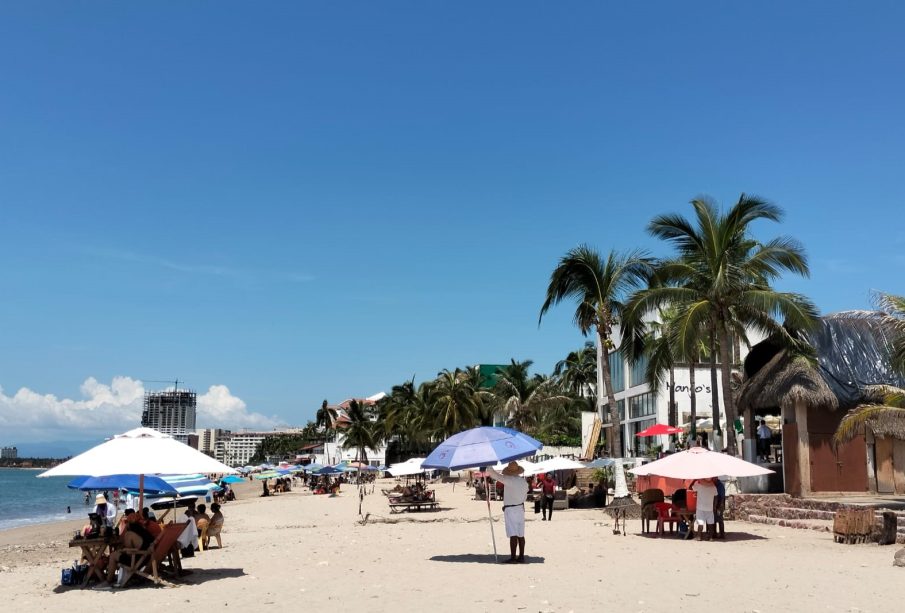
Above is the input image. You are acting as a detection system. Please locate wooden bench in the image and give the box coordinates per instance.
[388,500,439,513]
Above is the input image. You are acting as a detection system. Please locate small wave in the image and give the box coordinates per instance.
[0,513,71,532]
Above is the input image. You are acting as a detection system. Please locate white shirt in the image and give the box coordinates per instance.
[486,468,529,506]
[757,425,772,440]
[93,503,116,527]
[692,481,717,512]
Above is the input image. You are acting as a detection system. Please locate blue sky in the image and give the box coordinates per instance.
[1,2,903,448]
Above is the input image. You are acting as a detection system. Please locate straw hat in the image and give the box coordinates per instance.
[501,461,524,476]
[95,494,106,505]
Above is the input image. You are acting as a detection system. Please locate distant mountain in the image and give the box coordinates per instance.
[15,440,103,459]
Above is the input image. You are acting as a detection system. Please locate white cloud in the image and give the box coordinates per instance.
[0,377,276,444]
[197,385,277,429]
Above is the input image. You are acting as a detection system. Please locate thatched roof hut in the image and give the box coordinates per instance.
[737,311,905,414]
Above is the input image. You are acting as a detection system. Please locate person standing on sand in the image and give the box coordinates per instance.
[486,461,529,563]
[539,473,556,521]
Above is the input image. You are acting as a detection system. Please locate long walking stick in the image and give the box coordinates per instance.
[484,474,498,562]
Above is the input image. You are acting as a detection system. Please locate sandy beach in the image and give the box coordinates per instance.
[2,479,904,612]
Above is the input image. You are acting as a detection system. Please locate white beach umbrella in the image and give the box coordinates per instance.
[386,457,426,477]
[491,458,540,476]
[38,428,238,478]
[535,457,586,472]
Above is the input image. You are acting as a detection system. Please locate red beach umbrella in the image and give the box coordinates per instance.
[635,423,684,437]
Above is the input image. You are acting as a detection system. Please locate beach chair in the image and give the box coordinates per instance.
[639,488,665,533]
[118,522,187,587]
[655,502,680,537]
[200,520,223,550]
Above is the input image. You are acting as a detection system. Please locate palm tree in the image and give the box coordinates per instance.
[343,399,380,464]
[635,195,818,454]
[540,246,652,457]
[315,399,337,463]
[492,371,572,435]
[431,368,481,438]
[554,342,597,403]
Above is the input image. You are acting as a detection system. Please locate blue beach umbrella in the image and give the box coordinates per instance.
[314,465,343,476]
[303,463,324,472]
[220,475,245,484]
[422,426,542,471]
[423,426,543,562]
[67,474,178,496]
[160,474,220,496]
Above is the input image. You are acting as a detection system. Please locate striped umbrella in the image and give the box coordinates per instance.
[160,473,220,496]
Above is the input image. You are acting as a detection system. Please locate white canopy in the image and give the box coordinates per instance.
[535,457,586,472]
[491,459,541,477]
[38,427,238,478]
[387,457,426,477]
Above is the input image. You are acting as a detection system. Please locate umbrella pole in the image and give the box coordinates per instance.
[138,473,145,511]
[484,474,498,563]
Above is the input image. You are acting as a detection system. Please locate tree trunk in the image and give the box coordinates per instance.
[689,362,697,443]
[718,313,739,456]
[668,366,676,427]
[597,329,622,458]
[709,322,722,449]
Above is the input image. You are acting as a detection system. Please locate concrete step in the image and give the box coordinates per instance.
[765,506,836,521]
[747,514,833,532]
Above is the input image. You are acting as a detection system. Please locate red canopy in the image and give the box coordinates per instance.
[635,423,683,437]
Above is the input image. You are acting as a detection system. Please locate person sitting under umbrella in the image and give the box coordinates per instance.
[486,461,530,563]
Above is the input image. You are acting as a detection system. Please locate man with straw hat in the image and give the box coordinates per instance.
[487,461,530,563]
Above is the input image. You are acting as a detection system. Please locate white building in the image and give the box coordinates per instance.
[141,389,197,444]
[195,428,230,457]
[222,431,267,466]
[1,446,17,459]
[581,323,764,457]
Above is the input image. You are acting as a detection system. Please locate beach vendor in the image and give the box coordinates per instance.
[487,461,529,563]
[94,493,116,528]
[689,478,718,541]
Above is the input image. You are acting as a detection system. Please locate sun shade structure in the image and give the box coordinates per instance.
[635,423,684,437]
[423,426,542,563]
[422,427,542,471]
[629,447,774,480]
[160,474,219,496]
[39,428,238,478]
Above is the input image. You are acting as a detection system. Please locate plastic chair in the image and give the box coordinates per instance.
[655,502,680,537]
[639,488,665,533]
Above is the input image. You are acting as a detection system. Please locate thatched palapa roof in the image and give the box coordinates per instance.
[737,312,905,413]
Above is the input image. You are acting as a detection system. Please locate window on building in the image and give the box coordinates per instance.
[630,354,649,387]
[629,392,655,420]
[609,350,625,393]
[632,418,657,456]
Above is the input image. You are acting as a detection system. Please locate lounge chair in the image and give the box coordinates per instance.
[117,522,188,587]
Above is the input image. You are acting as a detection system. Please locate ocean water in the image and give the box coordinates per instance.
[0,468,89,531]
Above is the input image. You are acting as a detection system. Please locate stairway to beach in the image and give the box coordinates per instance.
[727,493,905,543]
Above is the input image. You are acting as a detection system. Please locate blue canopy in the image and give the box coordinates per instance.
[313,465,343,476]
[67,474,178,496]
[159,474,220,496]
[220,475,245,484]
[422,426,542,471]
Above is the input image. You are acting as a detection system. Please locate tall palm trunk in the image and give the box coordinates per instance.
[709,322,722,449]
[597,329,622,457]
[718,310,738,455]
[689,361,697,443]
[668,365,676,427]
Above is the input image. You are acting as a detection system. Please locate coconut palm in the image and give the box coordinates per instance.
[634,195,818,454]
[315,399,338,463]
[554,342,598,402]
[343,399,379,464]
[431,368,481,438]
[540,246,652,457]
[492,371,572,434]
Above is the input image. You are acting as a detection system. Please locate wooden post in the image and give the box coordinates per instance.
[795,400,811,496]
[880,511,897,546]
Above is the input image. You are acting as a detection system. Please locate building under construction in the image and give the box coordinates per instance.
[141,388,197,444]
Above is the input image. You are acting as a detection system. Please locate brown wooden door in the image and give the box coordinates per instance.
[783,423,801,497]
[809,433,868,492]
[894,440,905,495]
[876,437,895,494]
